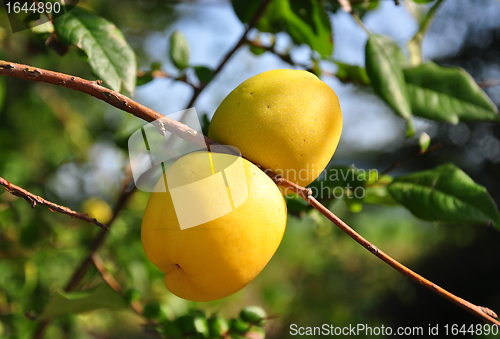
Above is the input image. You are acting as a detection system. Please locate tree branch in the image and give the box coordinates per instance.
[0,176,107,229]
[246,39,336,77]
[304,194,499,324]
[337,0,352,13]
[3,60,499,327]
[478,79,500,89]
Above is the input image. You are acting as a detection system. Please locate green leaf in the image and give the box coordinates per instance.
[208,315,229,337]
[53,7,136,94]
[345,199,363,213]
[334,61,370,85]
[412,0,435,3]
[231,0,267,26]
[352,0,380,18]
[249,43,267,56]
[388,163,500,229]
[419,132,430,153]
[137,71,154,86]
[312,166,369,189]
[280,0,333,57]
[365,34,414,137]
[229,318,251,334]
[240,306,267,325]
[38,284,127,320]
[403,62,499,123]
[363,186,398,206]
[143,302,162,319]
[169,30,190,71]
[151,61,162,71]
[163,320,183,338]
[231,0,333,57]
[176,313,209,337]
[193,66,214,85]
[362,174,397,205]
[201,113,211,137]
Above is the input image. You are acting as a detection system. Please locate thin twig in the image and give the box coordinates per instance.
[302,195,499,324]
[184,0,273,109]
[478,79,500,89]
[0,176,108,229]
[3,60,499,327]
[380,142,444,177]
[246,39,336,77]
[337,0,352,12]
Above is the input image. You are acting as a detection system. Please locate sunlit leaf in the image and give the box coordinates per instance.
[38,284,127,320]
[169,30,190,71]
[137,71,154,86]
[334,61,370,85]
[352,0,380,18]
[363,186,398,205]
[365,34,414,136]
[404,62,499,123]
[231,0,333,57]
[388,163,500,229]
[280,0,333,57]
[53,7,136,94]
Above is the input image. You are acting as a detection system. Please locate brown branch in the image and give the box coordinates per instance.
[477,79,500,89]
[3,60,500,327]
[379,142,444,177]
[0,176,108,229]
[246,40,336,78]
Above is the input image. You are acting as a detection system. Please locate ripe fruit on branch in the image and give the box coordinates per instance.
[209,69,343,187]
[141,151,287,301]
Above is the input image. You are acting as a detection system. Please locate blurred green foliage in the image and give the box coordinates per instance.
[1,0,500,338]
